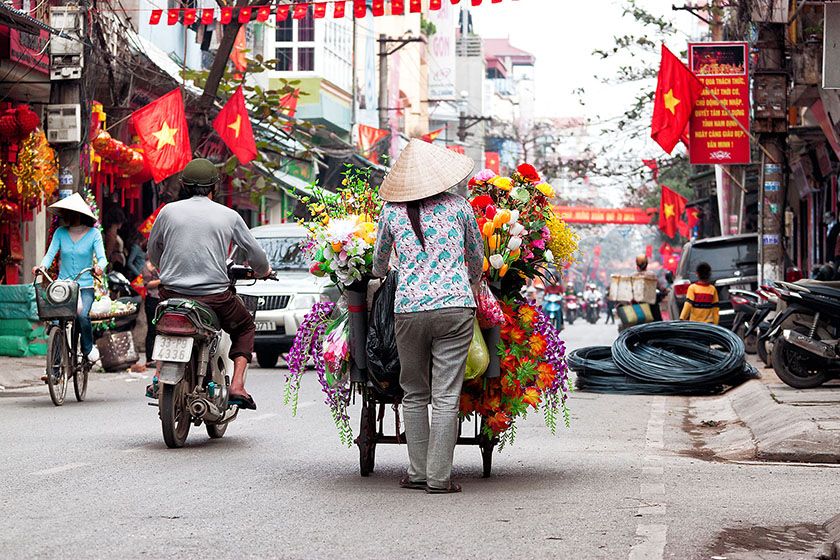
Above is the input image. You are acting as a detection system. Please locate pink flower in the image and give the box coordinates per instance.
[474,169,496,182]
[541,226,550,239]
[531,238,546,250]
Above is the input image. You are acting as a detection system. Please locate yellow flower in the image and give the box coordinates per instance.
[499,264,509,277]
[482,221,496,238]
[536,183,555,197]
[488,235,499,252]
[546,211,580,265]
[490,176,513,191]
[483,257,490,272]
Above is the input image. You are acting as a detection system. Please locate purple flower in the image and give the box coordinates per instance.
[474,169,496,182]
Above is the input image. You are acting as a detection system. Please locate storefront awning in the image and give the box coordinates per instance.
[252,161,314,199]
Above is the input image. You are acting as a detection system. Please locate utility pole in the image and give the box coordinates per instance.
[377,34,424,131]
[753,22,788,283]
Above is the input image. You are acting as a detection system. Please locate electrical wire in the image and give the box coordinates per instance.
[569,321,759,396]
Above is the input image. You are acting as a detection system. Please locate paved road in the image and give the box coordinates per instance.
[1,319,838,559]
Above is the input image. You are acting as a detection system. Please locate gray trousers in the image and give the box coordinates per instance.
[395,307,474,488]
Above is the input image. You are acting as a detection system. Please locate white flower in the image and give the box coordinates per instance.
[508,210,520,224]
[508,237,522,251]
[510,223,525,237]
[489,254,505,269]
[545,249,554,262]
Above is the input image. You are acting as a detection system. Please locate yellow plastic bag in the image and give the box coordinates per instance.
[465,319,490,380]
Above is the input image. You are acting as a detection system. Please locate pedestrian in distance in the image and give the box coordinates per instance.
[679,261,719,325]
[372,139,484,495]
[141,258,161,368]
[32,193,107,364]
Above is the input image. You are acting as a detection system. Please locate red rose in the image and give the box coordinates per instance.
[470,194,494,209]
[517,163,540,182]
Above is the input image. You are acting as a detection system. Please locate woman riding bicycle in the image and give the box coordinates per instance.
[33,193,107,363]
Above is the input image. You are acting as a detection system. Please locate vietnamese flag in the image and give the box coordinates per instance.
[213,86,258,164]
[420,127,444,143]
[357,124,389,156]
[130,89,192,183]
[485,151,500,174]
[651,45,703,154]
[659,184,687,239]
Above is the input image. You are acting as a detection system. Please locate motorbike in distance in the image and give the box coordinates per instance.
[150,260,277,448]
[764,279,840,388]
[584,292,600,324]
[543,292,564,331]
[564,293,579,325]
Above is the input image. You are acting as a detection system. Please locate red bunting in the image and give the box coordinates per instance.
[149,9,162,24]
[334,1,346,18]
[410,0,421,12]
[256,6,271,22]
[276,4,290,21]
[430,0,442,9]
[354,0,366,17]
[392,0,404,14]
[371,0,385,16]
[183,8,196,25]
[293,2,308,19]
[238,6,252,23]
[472,0,482,5]
[220,6,233,23]
[201,8,214,24]
[313,2,327,18]
[166,8,179,25]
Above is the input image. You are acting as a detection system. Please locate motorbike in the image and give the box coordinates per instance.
[729,289,761,354]
[151,262,277,448]
[564,293,579,325]
[584,294,600,324]
[763,279,840,388]
[543,293,564,332]
[742,285,779,366]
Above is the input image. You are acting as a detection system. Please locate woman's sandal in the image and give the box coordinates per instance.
[425,482,462,494]
[399,476,426,490]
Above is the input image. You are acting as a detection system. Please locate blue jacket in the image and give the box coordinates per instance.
[40,227,108,288]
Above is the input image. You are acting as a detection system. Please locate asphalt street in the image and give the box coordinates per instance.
[1,319,838,559]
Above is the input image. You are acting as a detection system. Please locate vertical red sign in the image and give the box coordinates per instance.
[8,0,50,74]
[688,42,750,165]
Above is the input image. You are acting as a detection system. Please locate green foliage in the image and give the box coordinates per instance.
[420,15,437,37]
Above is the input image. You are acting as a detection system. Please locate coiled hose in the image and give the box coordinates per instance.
[570,321,759,395]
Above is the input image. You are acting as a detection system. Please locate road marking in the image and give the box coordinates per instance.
[31,462,89,476]
[629,397,668,560]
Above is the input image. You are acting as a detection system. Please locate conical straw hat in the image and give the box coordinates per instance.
[379,138,475,203]
[48,192,96,222]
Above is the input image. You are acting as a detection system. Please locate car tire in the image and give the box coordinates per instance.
[256,350,280,369]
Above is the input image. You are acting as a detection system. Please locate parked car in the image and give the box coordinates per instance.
[668,233,758,329]
[236,224,339,368]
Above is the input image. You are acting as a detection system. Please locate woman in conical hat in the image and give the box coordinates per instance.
[33,193,107,363]
[372,138,484,494]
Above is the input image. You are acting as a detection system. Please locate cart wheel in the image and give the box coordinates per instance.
[356,396,377,477]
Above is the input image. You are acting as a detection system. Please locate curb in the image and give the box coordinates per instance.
[820,513,840,559]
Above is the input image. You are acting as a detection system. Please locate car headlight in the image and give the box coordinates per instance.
[290,294,317,310]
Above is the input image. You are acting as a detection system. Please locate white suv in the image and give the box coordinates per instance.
[237,223,338,368]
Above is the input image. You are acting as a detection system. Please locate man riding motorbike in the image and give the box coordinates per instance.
[147,158,271,410]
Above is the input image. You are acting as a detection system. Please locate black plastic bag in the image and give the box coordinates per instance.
[366,272,403,400]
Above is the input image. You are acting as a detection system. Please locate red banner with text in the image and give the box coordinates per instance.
[688,41,750,165]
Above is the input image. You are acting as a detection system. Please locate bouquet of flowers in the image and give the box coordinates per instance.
[460,299,572,446]
[469,164,578,283]
[301,165,382,288]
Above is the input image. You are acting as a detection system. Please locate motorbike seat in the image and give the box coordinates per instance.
[796,279,840,289]
[797,283,840,299]
[158,298,221,330]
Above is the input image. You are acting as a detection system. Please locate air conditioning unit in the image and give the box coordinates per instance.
[45,104,81,144]
[49,6,84,80]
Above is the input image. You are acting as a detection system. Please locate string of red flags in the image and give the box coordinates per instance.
[149,0,506,25]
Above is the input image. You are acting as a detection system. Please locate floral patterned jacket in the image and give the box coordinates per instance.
[372,192,484,313]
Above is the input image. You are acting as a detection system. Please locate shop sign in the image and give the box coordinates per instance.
[8,0,49,75]
[554,206,652,225]
[762,234,780,246]
[688,42,750,165]
[427,2,456,99]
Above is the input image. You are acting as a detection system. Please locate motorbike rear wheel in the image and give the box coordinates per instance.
[206,422,227,439]
[160,379,191,448]
[772,328,831,389]
[735,323,758,355]
[757,337,769,366]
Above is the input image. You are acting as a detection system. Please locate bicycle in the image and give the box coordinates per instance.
[34,267,96,406]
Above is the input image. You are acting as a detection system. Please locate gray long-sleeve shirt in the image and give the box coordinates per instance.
[148,196,269,296]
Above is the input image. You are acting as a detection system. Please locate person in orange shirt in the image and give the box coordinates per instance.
[680,261,719,325]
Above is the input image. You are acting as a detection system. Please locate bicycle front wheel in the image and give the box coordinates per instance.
[46,326,68,406]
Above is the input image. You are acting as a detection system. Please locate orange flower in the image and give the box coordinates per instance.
[536,362,556,389]
[486,411,512,434]
[482,257,490,272]
[522,387,541,409]
[501,352,518,372]
[482,221,496,237]
[529,333,547,355]
[518,305,537,325]
[499,264,509,277]
[508,326,526,345]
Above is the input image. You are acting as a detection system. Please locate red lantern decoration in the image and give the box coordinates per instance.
[91,130,112,152]
[0,111,20,142]
[15,106,40,136]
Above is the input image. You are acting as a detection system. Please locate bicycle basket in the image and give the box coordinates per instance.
[35,280,80,320]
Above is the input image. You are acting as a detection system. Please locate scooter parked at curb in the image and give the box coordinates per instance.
[764,280,840,388]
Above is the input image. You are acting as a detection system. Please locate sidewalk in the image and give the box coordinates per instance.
[687,354,840,463]
[0,356,45,390]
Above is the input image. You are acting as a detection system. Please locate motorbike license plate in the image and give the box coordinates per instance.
[255,321,276,332]
[152,336,194,362]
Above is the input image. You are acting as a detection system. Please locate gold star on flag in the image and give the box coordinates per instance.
[664,203,676,219]
[227,115,242,138]
[152,121,178,150]
[663,89,680,115]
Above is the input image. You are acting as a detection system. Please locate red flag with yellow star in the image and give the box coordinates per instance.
[659,184,687,238]
[651,45,703,154]
[130,89,191,182]
[213,86,257,164]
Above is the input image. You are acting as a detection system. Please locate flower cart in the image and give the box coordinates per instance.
[285,164,578,477]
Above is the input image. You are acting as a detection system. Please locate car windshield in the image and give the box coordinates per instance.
[256,237,309,271]
[686,240,757,281]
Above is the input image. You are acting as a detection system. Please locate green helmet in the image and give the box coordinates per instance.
[181,158,219,188]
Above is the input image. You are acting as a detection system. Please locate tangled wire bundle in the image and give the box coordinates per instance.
[570,321,759,395]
